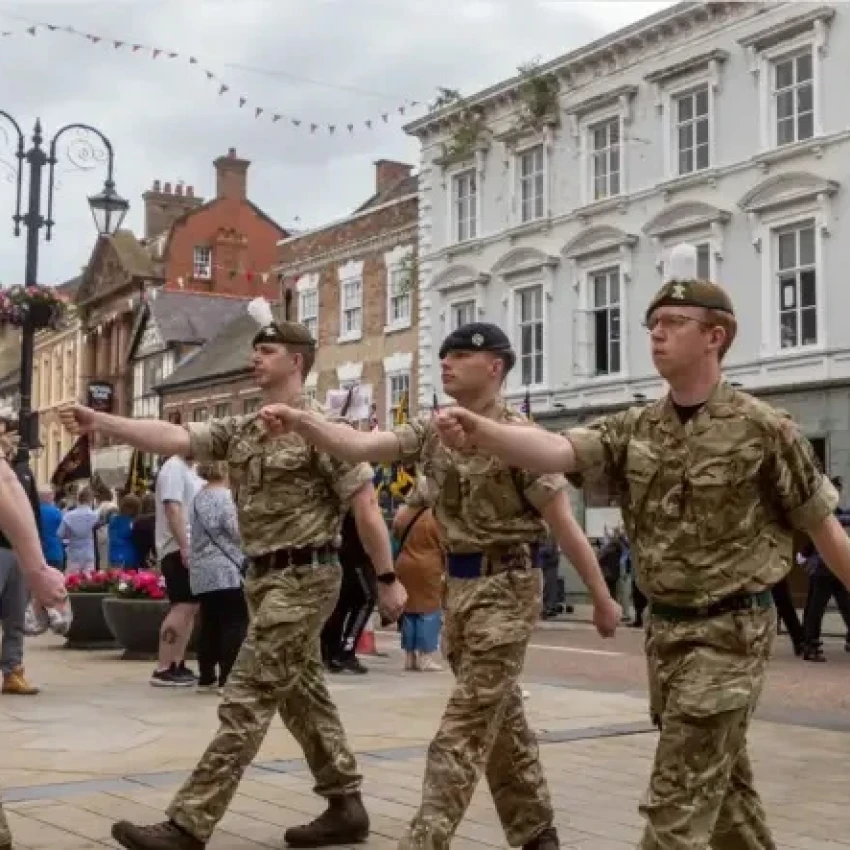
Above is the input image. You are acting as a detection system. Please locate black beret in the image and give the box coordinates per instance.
[252,321,316,349]
[645,279,735,324]
[438,322,516,371]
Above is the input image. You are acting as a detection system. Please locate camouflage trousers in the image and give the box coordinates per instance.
[400,568,552,850]
[167,562,362,843]
[640,606,777,850]
[0,799,9,847]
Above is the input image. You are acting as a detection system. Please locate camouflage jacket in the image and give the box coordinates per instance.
[394,400,565,554]
[186,397,373,557]
[565,381,837,607]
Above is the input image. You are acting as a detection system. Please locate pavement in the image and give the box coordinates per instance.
[2,631,849,850]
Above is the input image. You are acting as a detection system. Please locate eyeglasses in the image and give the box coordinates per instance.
[643,314,713,333]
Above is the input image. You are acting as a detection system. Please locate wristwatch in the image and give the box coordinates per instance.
[376,572,398,586]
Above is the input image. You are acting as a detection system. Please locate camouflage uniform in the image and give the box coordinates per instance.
[115,396,373,849]
[0,801,9,848]
[566,372,837,845]
[395,399,564,850]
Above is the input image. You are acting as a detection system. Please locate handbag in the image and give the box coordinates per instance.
[191,500,246,578]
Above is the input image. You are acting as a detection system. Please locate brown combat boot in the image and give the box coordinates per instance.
[284,793,369,847]
[1,667,38,695]
[111,820,204,850]
[523,827,559,850]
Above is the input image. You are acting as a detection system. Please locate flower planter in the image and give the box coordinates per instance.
[102,597,198,661]
[27,300,57,330]
[64,592,118,649]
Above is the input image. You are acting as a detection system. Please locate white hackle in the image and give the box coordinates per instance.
[665,243,698,283]
[247,297,275,328]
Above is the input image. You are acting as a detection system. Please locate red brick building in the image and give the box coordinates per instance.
[276,159,419,426]
[74,147,287,486]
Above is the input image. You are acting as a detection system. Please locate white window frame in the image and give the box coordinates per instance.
[337,259,364,343]
[773,218,820,354]
[656,237,718,284]
[515,142,547,225]
[751,31,825,153]
[505,281,548,393]
[385,371,411,429]
[585,112,622,204]
[586,266,623,379]
[193,246,212,280]
[667,81,714,178]
[757,209,825,357]
[383,244,414,333]
[447,296,477,333]
[448,167,479,244]
[296,272,319,341]
[573,259,630,383]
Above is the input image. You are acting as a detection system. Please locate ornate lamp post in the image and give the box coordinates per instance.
[0,113,128,483]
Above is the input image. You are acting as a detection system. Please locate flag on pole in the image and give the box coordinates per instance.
[394,391,409,426]
[50,435,92,488]
[123,449,149,495]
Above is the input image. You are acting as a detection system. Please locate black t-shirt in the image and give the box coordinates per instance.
[337,511,373,576]
[673,402,705,424]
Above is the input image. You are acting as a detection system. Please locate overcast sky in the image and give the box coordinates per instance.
[0,0,671,287]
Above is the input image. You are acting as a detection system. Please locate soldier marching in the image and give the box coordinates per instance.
[259,320,621,850]
[59,300,406,850]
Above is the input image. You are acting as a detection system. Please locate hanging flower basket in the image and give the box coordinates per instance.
[0,284,69,331]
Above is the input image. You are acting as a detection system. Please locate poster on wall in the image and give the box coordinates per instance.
[87,381,114,414]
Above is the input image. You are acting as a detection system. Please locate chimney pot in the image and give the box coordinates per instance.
[214,149,250,201]
[187,185,194,197]
[228,147,236,157]
[374,159,413,195]
[175,183,183,196]
[153,179,161,192]
[163,181,172,194]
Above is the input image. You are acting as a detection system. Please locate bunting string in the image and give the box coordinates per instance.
[0,19,426,137]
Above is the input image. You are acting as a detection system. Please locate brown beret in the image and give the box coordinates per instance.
[252,320,316,349]
[645,279,734,323]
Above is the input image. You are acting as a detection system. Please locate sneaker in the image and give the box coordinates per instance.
[284,793,369,847]
[112,819,204,850]
[339,657,368,675]
[2,667,39,695]
[523,827,559,850]
[173,662,197,682]
[150,668,193,688]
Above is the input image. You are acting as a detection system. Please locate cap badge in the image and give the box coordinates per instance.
[671,283,686,299]
[471,333,484,347]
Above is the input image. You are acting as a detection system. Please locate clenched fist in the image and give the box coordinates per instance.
[59,404,98,436]
[433,407,485,450]
[27,565,68,609]
[258,404,304,436]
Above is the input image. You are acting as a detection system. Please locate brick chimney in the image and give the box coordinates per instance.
[374,159,412,195]
[142,179,204,239]
[214,147,250,201]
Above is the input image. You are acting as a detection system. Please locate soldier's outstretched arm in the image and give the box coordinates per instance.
[59,403,190,457]
[809,516,850,591]
[434,408,576,474]
[540,490,621,637]
[260,405,401,464]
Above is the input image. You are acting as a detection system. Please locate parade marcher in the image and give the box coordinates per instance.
[429,244,850,849]
[59,297,406,850]
[260,320,621,850]
[0,445,68,850]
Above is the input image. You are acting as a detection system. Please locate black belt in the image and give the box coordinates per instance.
[650,589,774,623]
[251,545,337,571]
[446,548,540,580]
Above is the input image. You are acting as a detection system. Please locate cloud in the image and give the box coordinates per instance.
[0,0,671,285]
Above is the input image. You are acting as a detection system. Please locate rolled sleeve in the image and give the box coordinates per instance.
[522,472,568,512]
[563,410,635,489]
[393,418,429,465]
[331,459,375,504]
[770,417,839,531]
[186,417,240,463]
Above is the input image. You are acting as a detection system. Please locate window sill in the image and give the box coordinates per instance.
[752,136,827,171]
[575,196,628,222]
[658,168,720,198]
[763,343,824,361]
[384,320,412,336]
[444,238,484,262]
[337,331,363,345]
[506,217,552,243]
[566,372,629,389]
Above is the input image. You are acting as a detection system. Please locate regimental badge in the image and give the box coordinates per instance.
[670,283,686,299]
[471,333,484,347]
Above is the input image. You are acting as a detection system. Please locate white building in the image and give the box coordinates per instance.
[406,0,850,489]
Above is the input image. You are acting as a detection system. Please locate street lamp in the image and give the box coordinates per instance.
[0,113,128,482]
